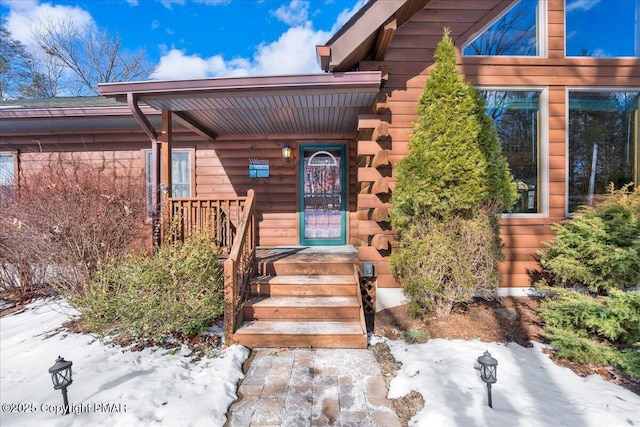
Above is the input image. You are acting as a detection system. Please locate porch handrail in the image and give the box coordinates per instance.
[223,189,256,343]
[164,197,247,252]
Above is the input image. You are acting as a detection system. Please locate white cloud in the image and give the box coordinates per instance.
[3,0,95,47]
[194,0,231,4]
[151,20,160,29]
[331,0,366,33]
[159,0,185,9]
[124,0,139,6]
[252,24,329,75]
[151,49,250,79]
[152,0,366,80]
[272,0,309,26]
[158,0,228,9]
[565,0,601,13]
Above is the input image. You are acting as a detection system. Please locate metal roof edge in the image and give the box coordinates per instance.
[98,71,382,97]
[0,104,158,119]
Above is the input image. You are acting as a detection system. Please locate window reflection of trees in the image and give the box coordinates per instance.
[483,91,540,213]
[464,0,538,56]
[568,92,638,212]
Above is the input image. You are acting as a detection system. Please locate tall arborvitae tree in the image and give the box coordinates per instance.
[390,29,517,320]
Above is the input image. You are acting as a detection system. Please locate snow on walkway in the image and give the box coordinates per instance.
[2,300,639,427]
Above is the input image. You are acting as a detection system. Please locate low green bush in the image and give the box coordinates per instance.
[73,234,224,340]
[538,287,640,377]
[539,184,640,293]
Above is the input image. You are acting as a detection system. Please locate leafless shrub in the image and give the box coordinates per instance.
[0,160,147,303]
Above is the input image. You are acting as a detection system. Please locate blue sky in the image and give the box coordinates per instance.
[1,0,365,79]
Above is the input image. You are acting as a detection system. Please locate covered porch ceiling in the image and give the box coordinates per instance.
[98,71,383,139]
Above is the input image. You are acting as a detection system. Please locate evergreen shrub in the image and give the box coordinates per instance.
[389,29,516,320]
[75,233,224,339]
[538,287,640,377]
[390,212,502,321]
[539,184,640,293]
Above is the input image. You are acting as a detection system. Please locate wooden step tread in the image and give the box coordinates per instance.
[251,275,357,286]
[234,320,365,335]
[245,296,360,308]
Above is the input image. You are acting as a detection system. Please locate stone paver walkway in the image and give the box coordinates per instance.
[225,348,401,427]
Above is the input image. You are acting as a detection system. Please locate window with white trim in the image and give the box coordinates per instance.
[145,149,192,216]
[0,153,15,206]
[480,90,546,214]
[568,90,639,213]
[565,0,640,58]
[463,0,544,57]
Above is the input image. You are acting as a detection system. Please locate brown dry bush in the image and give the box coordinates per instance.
[0,159,147,303]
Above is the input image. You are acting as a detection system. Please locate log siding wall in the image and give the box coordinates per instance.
[357,0,640,288]
[6,132,355,249]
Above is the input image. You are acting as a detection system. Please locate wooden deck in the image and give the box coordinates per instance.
[232,246,367,349]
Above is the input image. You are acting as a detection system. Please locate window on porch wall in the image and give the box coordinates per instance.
[481,90,542,214]
[568,91,639,213]
[0,153,15,207]
[463,0,542,56]
[145,150,192,217]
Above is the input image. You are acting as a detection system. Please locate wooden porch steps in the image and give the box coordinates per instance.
[232,247,367,349]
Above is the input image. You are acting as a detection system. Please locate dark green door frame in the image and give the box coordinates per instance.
[299,144,347,246]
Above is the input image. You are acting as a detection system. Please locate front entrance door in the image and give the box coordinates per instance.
[299,145,346,245]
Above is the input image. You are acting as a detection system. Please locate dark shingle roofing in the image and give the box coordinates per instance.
[0,96,124,110]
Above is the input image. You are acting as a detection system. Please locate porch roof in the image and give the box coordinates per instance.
[98,71,382,138]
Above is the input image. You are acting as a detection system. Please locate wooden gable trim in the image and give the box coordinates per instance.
[374,19,398,61]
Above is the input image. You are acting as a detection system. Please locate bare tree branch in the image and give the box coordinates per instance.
[30,16,154,96]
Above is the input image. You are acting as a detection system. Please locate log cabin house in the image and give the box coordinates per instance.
[1,0,638,348]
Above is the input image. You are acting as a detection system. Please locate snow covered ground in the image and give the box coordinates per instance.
[372,336,640,427]
[1,300,639,427]
[0,300,248,427]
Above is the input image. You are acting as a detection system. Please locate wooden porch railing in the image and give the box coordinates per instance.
[223,189,256,344]
[161,191,256,344]
[163,197,247,253]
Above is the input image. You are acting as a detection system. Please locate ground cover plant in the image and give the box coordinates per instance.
[539,184,640,293]
[536,185,640,378]
[390,28,517,321]
[538,288,639,377]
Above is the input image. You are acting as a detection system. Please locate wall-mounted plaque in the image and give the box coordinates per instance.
[249,159,270,178]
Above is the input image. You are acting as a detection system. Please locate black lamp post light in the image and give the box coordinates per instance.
[48,356,73,415]
[477,350,498,408]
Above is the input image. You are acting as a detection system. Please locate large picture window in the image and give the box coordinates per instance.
[463,0,542,56]
[568,91,639,212]
[566,0,640,57]
[145,149,192,216]
[481,90,543,214]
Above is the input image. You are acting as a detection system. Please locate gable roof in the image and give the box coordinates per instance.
[318,0,429,72]
[319,0,519,72]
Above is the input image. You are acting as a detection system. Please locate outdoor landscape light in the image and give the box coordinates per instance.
[48,356,73,415]
[477,350,498,408]
[282,143,292,164]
